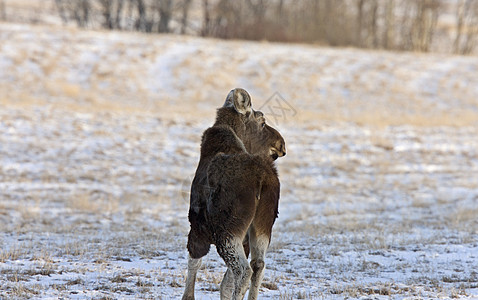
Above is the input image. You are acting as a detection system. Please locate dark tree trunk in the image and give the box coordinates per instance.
[181,0,192,34]
[201,0,211,36]
[158,0,172,33]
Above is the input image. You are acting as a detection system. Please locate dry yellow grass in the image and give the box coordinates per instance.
[296,109,478,128]
[2,23,477,128]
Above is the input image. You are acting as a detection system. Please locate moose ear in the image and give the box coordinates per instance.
[223,88,252,115]
[254,110,266,123]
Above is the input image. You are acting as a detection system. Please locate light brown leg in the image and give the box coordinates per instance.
[220,268,234,299]
[182,255,202,300]
[247,228,269,300]
[217,237,253,300]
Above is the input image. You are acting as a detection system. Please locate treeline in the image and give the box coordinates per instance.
[54,0,189,33]
[7,0,478,54]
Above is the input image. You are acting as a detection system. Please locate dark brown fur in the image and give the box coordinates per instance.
[187,108,284,259]
[206,153,280,240]
[183,88,286,300]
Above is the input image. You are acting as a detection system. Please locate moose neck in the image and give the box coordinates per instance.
[213,107,248,146]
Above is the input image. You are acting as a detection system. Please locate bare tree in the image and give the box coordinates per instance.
[464,1,478,54]
[158,0,173,33]
[410,0,440,52]
[114,0,125,29]
[0,0,6,21]
[55,0,69,25]
[101,0,114,29]
[454,0,478,54]
[370,0,379,48]
[396,0,441,52]
[55,0,91,28]
[245,0,268,21]
[48,0,453,53]
[136,0,147,31]
[455,0,467,52]
[383,0,395,49]
[207,0,234,39]
[100,0,125,29]
[180,0,192,34]
[200,0,211,36]
[356,0,365,46]
[245,0,270,39]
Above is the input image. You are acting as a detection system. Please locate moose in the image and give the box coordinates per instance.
[182,88,286,300]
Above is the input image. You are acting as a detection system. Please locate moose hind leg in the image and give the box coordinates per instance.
[183,228,210,300]
[220,268,234,300]
[247,232,269,300]
[217,237,252,300]
[181,255,202,300]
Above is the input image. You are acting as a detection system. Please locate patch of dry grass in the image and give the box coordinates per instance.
[447,206,478,231]
[297,109,478,128]
[0,247,23,263]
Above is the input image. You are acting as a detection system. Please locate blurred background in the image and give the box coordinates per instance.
[1,1,478,299]
[2,0,478,54]
[1,0,477,125]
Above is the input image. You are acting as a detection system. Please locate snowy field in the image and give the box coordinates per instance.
[1,23,478,299]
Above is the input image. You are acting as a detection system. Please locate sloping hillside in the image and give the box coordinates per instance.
[1,23,478,126]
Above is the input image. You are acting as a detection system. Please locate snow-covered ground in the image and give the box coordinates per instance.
[1,23,478,299]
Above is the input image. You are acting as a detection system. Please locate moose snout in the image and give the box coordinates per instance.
[270,145,286,160]
[278,142,286,157]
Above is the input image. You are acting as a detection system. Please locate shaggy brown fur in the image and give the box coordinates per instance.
[182,88,286,300]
